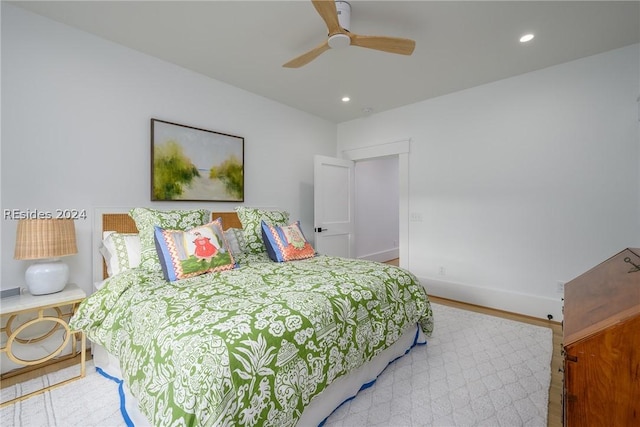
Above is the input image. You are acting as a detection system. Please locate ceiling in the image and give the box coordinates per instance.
[11,1,640,123]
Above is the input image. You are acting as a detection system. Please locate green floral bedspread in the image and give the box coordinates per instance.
[70,254,433,427]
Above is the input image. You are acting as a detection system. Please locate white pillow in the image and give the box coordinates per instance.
[100,231,141,276]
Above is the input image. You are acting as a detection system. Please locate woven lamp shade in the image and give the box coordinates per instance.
[14,219,78,260]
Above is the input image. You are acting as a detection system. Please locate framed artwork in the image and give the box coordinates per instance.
[151,119,244,202]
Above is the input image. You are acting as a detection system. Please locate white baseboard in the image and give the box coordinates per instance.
[419,276,564,322]
[358,248,399,263]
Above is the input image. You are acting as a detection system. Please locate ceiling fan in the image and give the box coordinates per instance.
[283,0,416,68]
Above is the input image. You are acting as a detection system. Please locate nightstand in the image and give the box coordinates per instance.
[0,283,86,407]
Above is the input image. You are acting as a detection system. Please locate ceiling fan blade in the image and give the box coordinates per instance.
[312,0,343,35]
[283,40,331,68]
[349,34,416,56]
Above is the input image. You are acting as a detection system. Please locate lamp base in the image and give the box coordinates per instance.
[25,259,69,295]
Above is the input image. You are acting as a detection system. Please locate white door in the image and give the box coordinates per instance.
[313,155,355,258]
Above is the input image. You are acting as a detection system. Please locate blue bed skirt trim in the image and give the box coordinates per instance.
[96,367,134,427]
[98,323,426,427]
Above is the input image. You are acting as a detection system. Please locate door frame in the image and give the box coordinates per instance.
[342,139,410,270]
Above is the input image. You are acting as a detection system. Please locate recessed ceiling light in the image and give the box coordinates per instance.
[520,33,535,43]
[341,96,350,102]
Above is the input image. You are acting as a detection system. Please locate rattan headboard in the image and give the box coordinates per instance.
[101,212,242,279]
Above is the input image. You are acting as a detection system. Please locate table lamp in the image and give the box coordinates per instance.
[14,218,78,295]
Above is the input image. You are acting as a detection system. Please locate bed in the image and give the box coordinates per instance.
[71,208,434,427]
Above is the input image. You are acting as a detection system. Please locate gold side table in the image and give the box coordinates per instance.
[0,283,86,407]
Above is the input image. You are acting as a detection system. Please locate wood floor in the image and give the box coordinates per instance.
[1,350,92,389]
[3,259,563,427]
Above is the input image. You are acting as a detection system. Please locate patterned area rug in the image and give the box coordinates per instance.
[324,303,552,426]
[1,303,552,427]
[1,360,121,426]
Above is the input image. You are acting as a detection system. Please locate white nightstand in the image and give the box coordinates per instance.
[0,283,86,407]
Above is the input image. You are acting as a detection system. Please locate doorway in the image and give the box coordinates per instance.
[354,156,399,263]
[342,139,410,270]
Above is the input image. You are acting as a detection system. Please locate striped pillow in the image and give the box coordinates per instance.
[154,219,235,282]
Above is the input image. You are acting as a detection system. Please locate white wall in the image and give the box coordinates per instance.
[0,0,3,287]
[3,4,638,323]
[338,44,640,320]
[354,156,399,261]
[0,4,336,296]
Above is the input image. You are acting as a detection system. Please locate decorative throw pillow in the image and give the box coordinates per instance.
[261,220,316,262]
[100,231,141,276]
[129,207,210,272]
[223,227,246,256]
[154,218,236,282]
[235,207,290,254]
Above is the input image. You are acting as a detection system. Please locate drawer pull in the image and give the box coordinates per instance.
[624,256,640,273]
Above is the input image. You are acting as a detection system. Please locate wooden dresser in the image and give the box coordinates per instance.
[562,247,640,427]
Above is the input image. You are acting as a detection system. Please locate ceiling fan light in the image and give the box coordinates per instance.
[328,33,351,49]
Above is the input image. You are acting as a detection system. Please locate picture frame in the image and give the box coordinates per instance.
[151,119,244,202]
